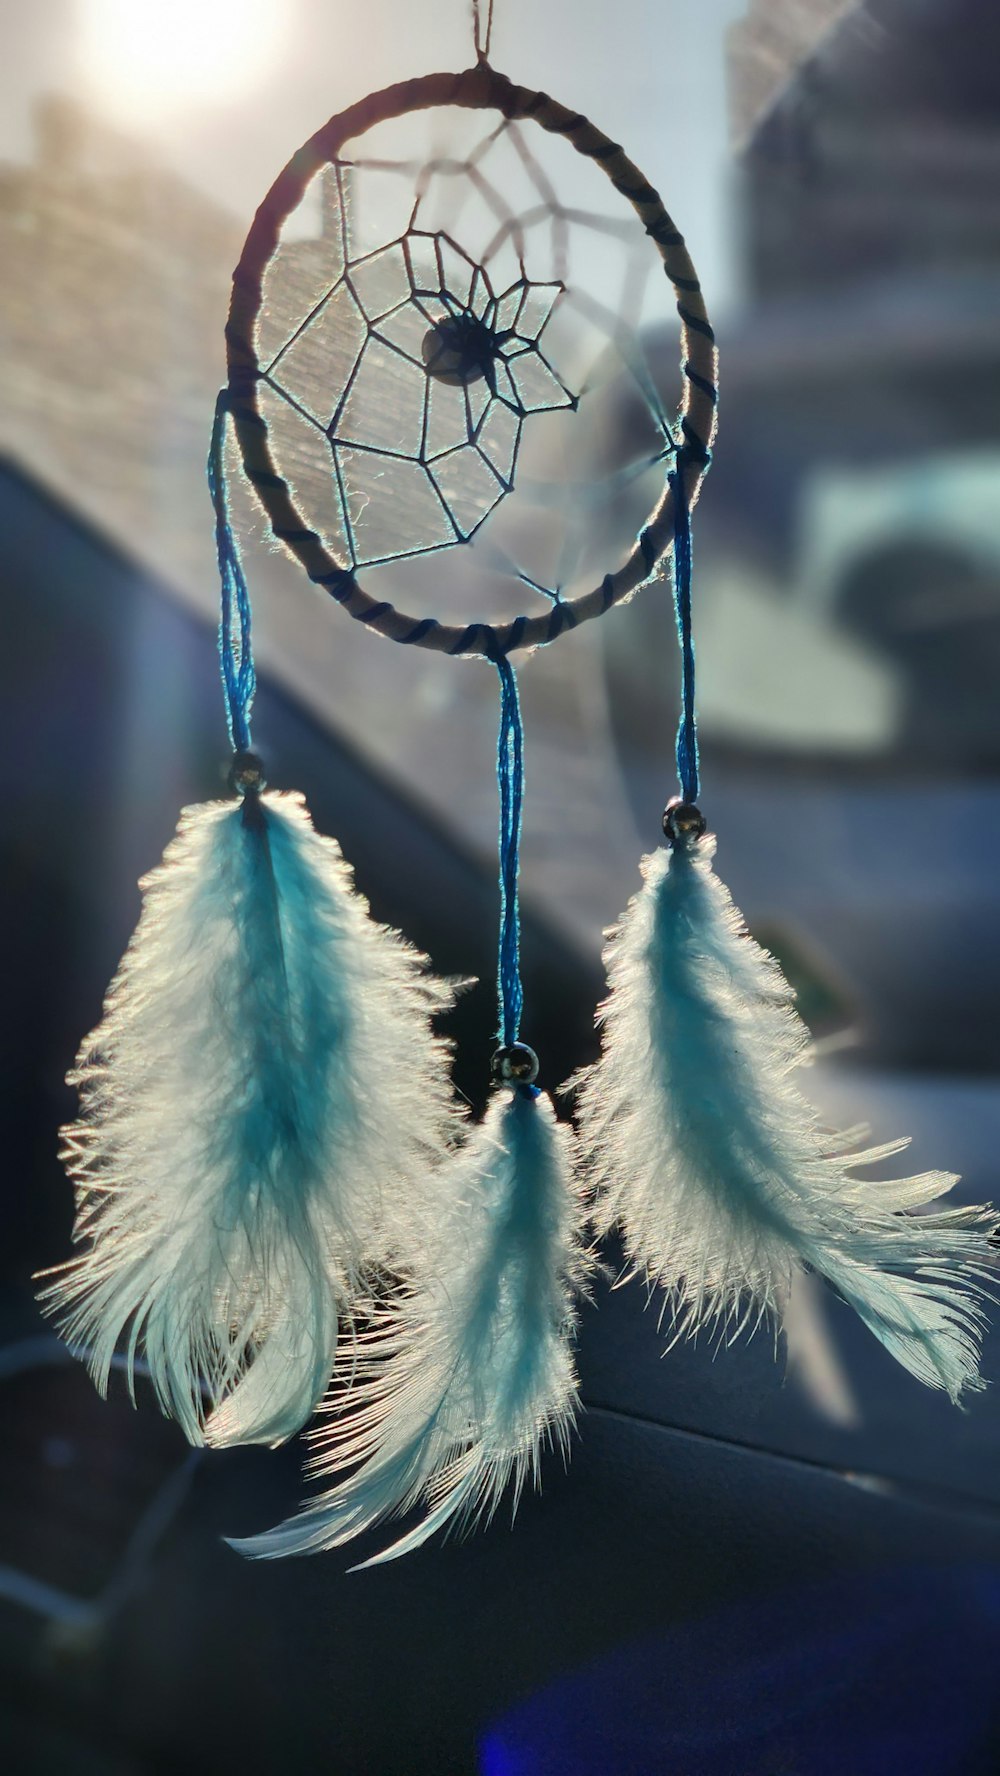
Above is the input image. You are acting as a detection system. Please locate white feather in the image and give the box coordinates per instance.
[40,790,460,1448]
[575,836,996,1400]
[231,1087,588,1564]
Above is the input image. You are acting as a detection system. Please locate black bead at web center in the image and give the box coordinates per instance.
[422,310,503,387]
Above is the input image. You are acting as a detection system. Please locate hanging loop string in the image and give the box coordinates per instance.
[495,655,524,1048]
[208,390,256,754]
[667,437,710,805]
[472,0,494,63]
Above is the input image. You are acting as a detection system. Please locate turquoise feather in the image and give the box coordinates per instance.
[230,1087,588,1564]
[42,790,459,1448]
[576,835,996,1400]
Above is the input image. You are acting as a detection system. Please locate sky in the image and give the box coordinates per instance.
[0,0,745,316]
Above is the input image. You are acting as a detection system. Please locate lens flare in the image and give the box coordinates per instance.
[74,0,285,124]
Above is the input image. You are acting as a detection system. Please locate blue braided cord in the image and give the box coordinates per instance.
[495,655,525,1048]
[668,452,699,805]
[208,391,256,753]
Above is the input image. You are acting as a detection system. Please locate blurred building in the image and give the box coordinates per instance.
[0,97,236,591]
[609,0,1000,777]
[595,0,1000,1073]
[722,0,1000,772]
[738,0,1000,297]
[727,0,856,145]
[720,0,1000,504]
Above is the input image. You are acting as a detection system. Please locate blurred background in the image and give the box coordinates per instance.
[3,1,1000,1771]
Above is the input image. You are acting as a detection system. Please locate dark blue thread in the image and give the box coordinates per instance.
[677,305,716,343]
[680,415,713,462]
[208,391,255,753]
[583,139,619,162]
[495,656,525,1048]
[616,179,657,204]
[273,526,320,546]
[402,617,439,644]
[683,361,719,404]
[546,604,570,641]
[317,567,356,602]
[449,622,496,656]
[505,614,528,652]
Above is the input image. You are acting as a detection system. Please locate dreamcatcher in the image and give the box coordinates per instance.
[43,4,995,1567]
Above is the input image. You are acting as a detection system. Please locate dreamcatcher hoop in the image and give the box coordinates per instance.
[225,62,718,657]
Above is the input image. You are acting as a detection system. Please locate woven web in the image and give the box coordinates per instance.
[263,171,576,568]
[253,112,676,622]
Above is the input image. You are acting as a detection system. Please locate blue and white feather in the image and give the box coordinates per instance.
[231,1086,588,1565]
[41,788,460,1449]
[575,832,996,1400]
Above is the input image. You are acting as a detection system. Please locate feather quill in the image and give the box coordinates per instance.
[41,789,459,1448]
[576,833,996,1400]
[231,1086,588,1564]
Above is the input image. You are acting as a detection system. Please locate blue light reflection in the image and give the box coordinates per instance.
[480,1565,1000,1775]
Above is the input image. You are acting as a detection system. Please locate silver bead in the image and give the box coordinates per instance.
[229,750,267,796]
[491,1043,540,1086]
[662,798,706,848]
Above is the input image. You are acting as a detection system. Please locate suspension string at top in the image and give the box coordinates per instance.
[495,655,525,1049]
[208,390,256,755]
[472,0,494,63]
[667,444,702,807]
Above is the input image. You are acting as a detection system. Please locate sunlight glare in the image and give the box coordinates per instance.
[75,0,285,125]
